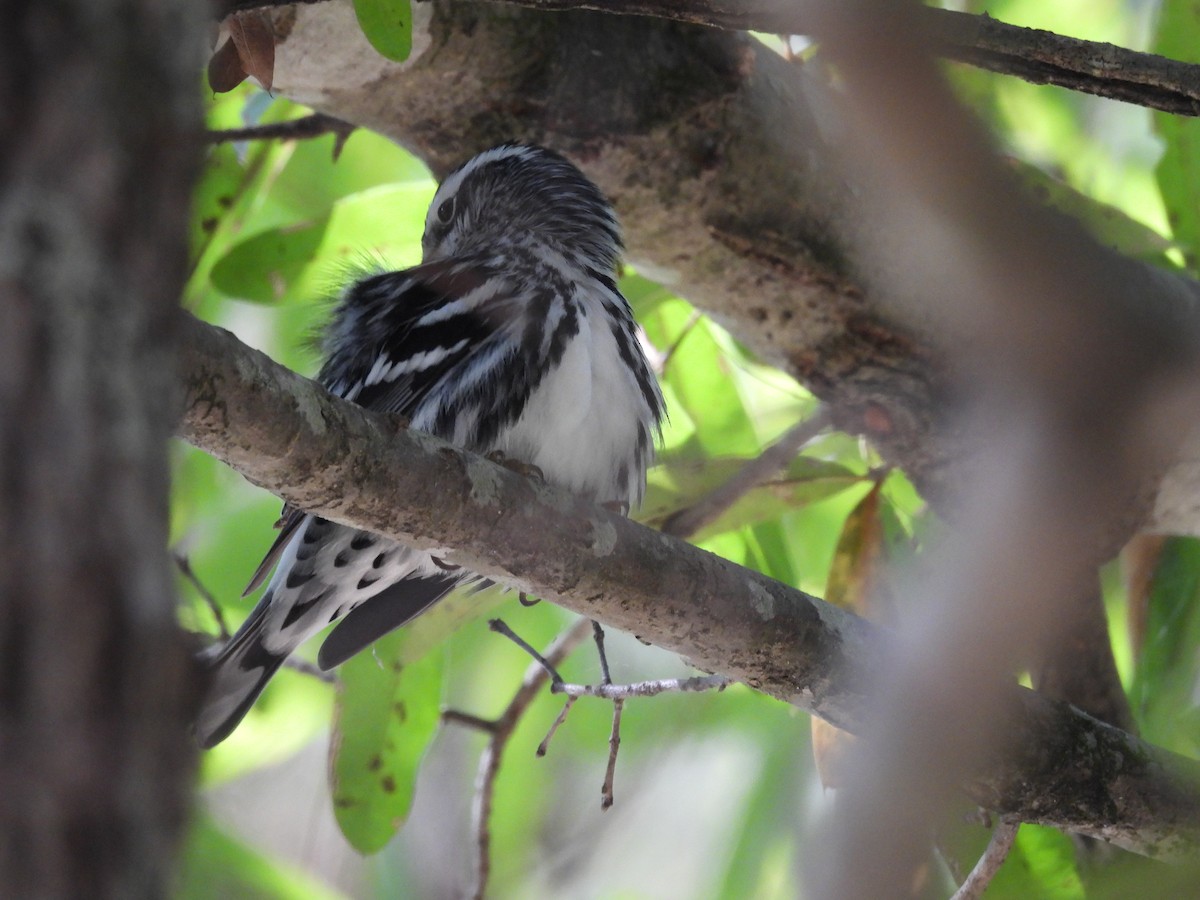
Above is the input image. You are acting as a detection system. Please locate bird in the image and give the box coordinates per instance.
[195,143,666,748]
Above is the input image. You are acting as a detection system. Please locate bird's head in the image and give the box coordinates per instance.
[421,143,622,272]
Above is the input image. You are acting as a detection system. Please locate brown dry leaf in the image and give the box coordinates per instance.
[207,37,246,94]
[812,480,886,789]
[812,717,856,790]
[824,480,885,613]
[1121,532,1167,662]
[228,11,276,92]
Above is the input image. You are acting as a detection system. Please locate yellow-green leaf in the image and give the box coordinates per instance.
[640,454,861,543]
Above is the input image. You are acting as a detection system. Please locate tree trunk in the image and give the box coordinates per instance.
[0,2,202,895]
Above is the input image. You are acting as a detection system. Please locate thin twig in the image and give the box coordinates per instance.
[657,309,702,376]
[662,404,833,538]
[551,674,732,700]
[601,699,624,810]
[173,551,231,640]
[441,710,500,733]
[205,113,354,145]
[175,551,335,683]
[950,820,1020,900]
[489,618,565,683]
[536,696,578,757]
[592,620,613,685]
[443,619,592,900]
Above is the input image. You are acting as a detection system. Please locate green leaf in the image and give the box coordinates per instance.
[640,453,861,542]
[1154,1,1200,272]
[209,182,435,303]
[1130,536,1200,754]
[329,629,444,854]
[353,0,413,62]
[210,216,331,304]
[661,314,761,457]
[986,825,1084,900]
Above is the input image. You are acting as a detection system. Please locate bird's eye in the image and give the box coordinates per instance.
[436,196,456,224]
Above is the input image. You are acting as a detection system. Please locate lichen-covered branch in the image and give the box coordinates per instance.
[175,311,1200,858]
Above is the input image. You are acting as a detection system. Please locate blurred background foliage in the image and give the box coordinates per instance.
[176,1,1200,895]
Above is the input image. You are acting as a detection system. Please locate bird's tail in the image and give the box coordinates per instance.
[194,600,288,749]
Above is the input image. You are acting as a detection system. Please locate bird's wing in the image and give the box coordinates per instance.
[238,257,523,662]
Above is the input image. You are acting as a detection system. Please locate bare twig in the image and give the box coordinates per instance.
[175,551,335,683]
[551,674,732,700]
[656,309,702,376]
[592,620,613,685]
[950,820,1020,900]
[489,618,564,683]
[441,710,500,734]
[443,618,592,900]
[492,618,731,813]
[601,699,624,810]
[661,404,833,538]
[536,696,578,757]
[205,112,354,146]
[173,551,231,640]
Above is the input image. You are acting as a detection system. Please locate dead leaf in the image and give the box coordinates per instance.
[207,36,246,94]
[229,11,276,92]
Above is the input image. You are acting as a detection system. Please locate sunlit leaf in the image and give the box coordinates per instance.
[330,630,444,853]
[985,825,1084,900]
[1129,536,1200,755]
[639,453,861,542]
[353,0,413,62]
[1154,1,1200,272]
[209,182,434,303]
[662,317,760,457]
[211,216,331,303]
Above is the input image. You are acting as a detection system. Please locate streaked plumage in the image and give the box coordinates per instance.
[195,144,665,748]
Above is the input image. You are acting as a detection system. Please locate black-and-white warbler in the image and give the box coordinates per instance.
[195,144,665,747]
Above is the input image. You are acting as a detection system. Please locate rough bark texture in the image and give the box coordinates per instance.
[177,313,1200,859]
[0,1,203,895]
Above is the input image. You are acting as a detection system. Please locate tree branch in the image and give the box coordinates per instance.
[220,0,1200,115]
[175,310,1200,859]
[204,111,354,144]
[258,0,1200,540]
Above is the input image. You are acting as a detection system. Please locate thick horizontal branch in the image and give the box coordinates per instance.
[504,2,1200,115]
[176,311,1200,858]
[220,0,1200,115]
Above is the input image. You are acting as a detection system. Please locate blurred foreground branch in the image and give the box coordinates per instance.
[800,1,1200,896]
[176,311,1200,859]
